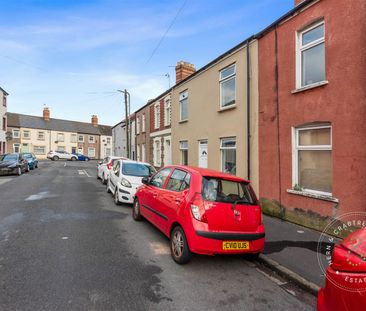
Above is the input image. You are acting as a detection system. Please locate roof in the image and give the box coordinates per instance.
[7,112,112,136]
[0,87,9,96]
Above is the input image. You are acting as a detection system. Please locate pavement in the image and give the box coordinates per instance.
[0,160,315,310]
[260,215,330,294]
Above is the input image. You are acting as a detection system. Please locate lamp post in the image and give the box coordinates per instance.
[117,89,131,158]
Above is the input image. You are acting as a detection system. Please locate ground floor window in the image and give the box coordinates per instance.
[180,141,188,165]
[153,139,161,167]
[294,125,332,194]
[13,143,20,153]
[34,146,46,155]
[106,148,111,157]
[57,146,65,151]
[220,137,236,175]
[141,144,146,162]
[88,147,96,158]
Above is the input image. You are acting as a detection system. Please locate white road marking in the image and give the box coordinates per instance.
[64,163,67,167]
[61,236,69,240]
[25,191,57,201]
[83,169,92,178]
[78,170,85,175]
[0,178,12,186]
[297,230,305,234]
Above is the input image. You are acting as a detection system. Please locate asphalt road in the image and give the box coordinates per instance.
[0,161,315,311]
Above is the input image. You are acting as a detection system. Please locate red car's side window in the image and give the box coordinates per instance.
[150,168,171,188]
[165,169,191,192]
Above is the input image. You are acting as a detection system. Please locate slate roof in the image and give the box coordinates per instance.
[7,112,112,136]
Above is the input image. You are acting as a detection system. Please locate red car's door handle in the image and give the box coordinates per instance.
[175,198,181,204]
[152,193,158,198]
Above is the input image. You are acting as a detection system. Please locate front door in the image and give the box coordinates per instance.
[164,138,171,165]
[198,140,208,168]
[72,147,77,154]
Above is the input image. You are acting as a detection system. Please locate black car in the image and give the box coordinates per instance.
[0,153,29,176]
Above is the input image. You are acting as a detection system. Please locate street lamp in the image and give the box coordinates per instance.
[117,89,131,158]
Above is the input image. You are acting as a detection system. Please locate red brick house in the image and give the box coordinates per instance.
[258,0,366,229]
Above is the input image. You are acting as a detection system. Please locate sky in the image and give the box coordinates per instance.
[0,0,295,126]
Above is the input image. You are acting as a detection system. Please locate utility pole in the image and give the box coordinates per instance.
[118,89,131,158]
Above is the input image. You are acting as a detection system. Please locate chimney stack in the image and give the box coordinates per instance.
[294,0,306,5]
[43,107,50,121]
[91,115,98,127]
[175,61,196,84]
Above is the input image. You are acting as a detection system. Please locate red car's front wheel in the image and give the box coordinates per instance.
[170,226,192,264]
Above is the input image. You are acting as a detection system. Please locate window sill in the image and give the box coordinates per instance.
[292,81,328,94]
[218,104,236,112]
[287,189,339,203]
[179,120,188,124]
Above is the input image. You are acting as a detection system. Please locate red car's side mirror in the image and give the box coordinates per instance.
[142,177,149,185]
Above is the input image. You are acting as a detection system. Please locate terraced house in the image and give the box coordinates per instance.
[0,87,9,154]
[6,107,112,159]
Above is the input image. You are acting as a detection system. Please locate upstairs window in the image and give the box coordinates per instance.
[71,134,77,143]
[154,103,160,129]
[78,135,84,142]
[12,129,20,138]
[136,117,140,134]
[37,131,45,141]
[297,21,325,88]
[164,97,171,126]
[220,64,236,108]
[57,133,64,142]
[23,130,30,139]
[88,135,95,143]
[142,114,146,132]
[179,91,188,121]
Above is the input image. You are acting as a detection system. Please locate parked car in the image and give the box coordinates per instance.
[0,153,29,176]
[47,150,78,161]
[317,227,366,311]
[97,156,126,184]
[132,165,265,264]
[73,153,90,161]
[107,159,156,205]
[22,152,39,170]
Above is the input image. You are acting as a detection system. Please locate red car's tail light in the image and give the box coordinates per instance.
[190,193,208,223]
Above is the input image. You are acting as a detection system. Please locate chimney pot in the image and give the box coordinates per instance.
[43,107,50,121]
[294,0,306,5]
[175,61,196,84]
[91,115,98,126]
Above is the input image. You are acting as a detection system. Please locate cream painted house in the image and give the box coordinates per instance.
[6,109,112,159]
[171,41,259,192]
[0,87,8,154]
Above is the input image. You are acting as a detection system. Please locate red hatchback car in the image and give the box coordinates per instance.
[318,227,366,311]
[132,165,265,264]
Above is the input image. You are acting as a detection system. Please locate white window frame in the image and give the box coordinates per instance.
[33,146,46,155]
[153,138,161,167]
[12,129,20,138]
[164,97,171,127]
[136,117,140,134]
[88,147,96,157]
[57,133,64,142]
[179,91,188,122]
[292,125,332,196]
[219,64,236,108]
[141,144,146,162]
[154,103,160,129]
[179,140,188,165]
[88,135,95,143]
[23,130,30,139]
[296,21,325,88]
[220,137,236,174]
[78,135,84,142]
[142,114,146,132]
[37,131,45,141]
[70,134,77,143]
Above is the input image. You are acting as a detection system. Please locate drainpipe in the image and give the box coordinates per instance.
[246,39,251,180]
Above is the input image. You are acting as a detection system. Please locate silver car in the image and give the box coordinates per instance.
[47,150,78,161]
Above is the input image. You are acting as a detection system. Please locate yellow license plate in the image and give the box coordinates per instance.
[222,241,249,250]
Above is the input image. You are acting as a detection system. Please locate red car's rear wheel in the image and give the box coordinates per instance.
[170,226,192,264]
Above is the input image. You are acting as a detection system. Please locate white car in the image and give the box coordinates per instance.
[107,159,156,205]
[47,150,77,161]
[97,156,126,184]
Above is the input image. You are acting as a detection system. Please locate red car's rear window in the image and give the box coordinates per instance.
[201,177,257,205]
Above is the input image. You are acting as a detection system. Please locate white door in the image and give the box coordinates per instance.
[198,140,208,168]
[164,137,171,165]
